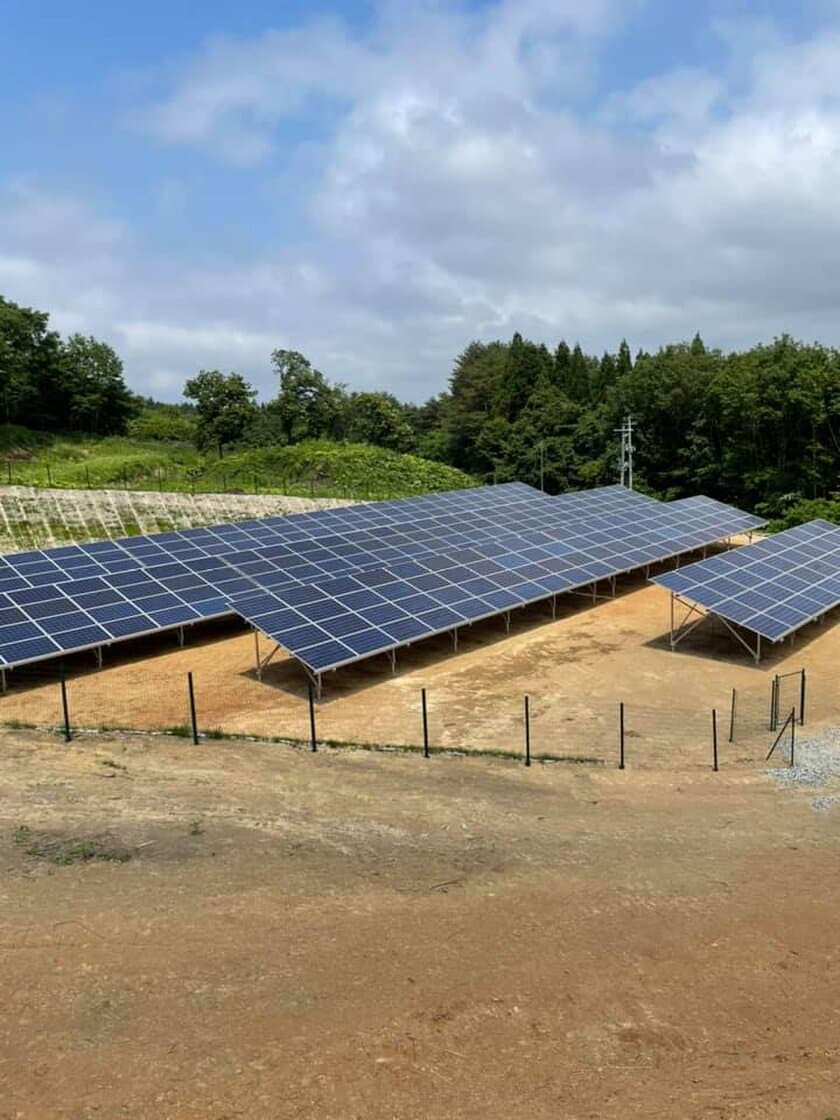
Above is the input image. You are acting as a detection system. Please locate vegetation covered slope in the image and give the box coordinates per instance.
[0,433,475,500]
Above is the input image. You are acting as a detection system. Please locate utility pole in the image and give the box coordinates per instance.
[615,415,635,489]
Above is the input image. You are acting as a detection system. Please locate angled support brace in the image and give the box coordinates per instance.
[302,664,323,701]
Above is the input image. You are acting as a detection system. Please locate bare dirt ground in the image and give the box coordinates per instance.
[2,729,840,1118]
[4,573,838,768]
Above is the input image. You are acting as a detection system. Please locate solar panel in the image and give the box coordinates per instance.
[653,519,840,642]
[0,483,767,671]
[228,492,768,673]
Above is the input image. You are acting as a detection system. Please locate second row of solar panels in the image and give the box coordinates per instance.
[233,500,767,673]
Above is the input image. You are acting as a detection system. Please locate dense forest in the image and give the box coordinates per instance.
[1,293,838,523]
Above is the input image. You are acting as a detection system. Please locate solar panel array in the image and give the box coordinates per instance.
[0,484,539,667]
[0,482,766,672]
[232,492,766,673]
[653,519,840,642]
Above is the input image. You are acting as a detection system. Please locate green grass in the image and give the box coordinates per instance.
[13,825,132,865]
[0,432,476,500]
[46,723,603,765]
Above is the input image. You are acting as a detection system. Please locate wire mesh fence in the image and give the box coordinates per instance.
[0,657,810,772]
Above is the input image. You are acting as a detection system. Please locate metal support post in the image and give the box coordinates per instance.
[619,701,625,770]
[712,708,718,772]
[728,688,736,743]
[254,629,261,680]
[187,672,199,745]
[421,688,429,758]
[59,666,71,743]
[308,683,317,752]
[524,695,531,767]
[800,669,806,726]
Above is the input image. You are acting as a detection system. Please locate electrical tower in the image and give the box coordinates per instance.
[615,415,635,489]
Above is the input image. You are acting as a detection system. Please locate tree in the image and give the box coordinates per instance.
[496,334,552,420]
[0,295,62,427]
[445,341,506,470]
[183,370,258,457]
[347,392,413,451]
[270,349,346,443]
[616,339,633,379]
[58,334,135,434]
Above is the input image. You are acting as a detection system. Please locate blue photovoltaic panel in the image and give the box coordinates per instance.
[0,482,768,670]
[653,520,840,642]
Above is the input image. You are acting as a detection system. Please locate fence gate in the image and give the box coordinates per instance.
[771,669,806,731]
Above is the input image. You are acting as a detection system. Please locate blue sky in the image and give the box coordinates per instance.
[3,0,840,402]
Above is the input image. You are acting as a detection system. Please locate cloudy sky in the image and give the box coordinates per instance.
[2,0,840,402]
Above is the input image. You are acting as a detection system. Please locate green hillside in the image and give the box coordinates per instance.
[0,432,476,500]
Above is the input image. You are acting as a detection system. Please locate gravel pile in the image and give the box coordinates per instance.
[767,725,840,809]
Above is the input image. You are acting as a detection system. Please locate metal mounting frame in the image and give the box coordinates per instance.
[668,591,763,664]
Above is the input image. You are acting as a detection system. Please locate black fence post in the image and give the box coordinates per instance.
[712,708,718,772]
[85,466,91,489]
[728,687,736,743]
[619,701,625,770]
[524,694,531,767]
[46,463,52,487]
[790,708,796,767]
[187,672,199,745]
[800,669,806,726]
[421,688,429,758]
[769,676,777,731]
[59,666,71,743]
[308,682,317,752]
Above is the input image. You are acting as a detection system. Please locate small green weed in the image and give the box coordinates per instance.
[14,825,132,865]
[188,818,204,836]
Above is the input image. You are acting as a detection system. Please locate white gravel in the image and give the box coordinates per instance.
[767,725,840,809]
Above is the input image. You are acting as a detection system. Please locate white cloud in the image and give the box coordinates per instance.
[4,5,840,404]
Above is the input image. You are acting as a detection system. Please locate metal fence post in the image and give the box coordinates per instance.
[712,708,718,772]
[308,682,317,752]
[421,688,429,758]
[59,666,71,743]
[187,672,199,745]
[619,701,625,770]
[800,669,806,726]
[790,707,796,767]
[524,695,531,767]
